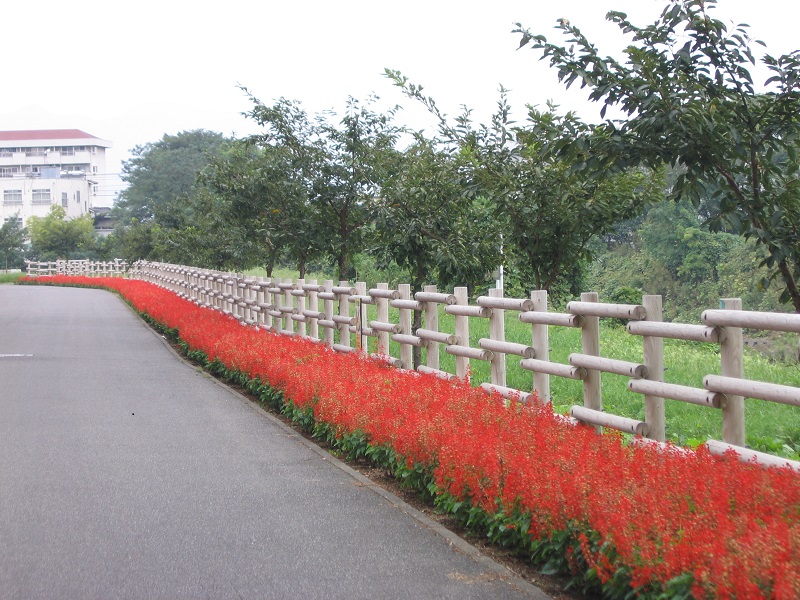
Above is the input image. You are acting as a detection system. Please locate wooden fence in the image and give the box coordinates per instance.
[25,259,128,277]
[25,258,800,472]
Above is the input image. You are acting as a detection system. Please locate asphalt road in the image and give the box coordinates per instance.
[0,284,549,600]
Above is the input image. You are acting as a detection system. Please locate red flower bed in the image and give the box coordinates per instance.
[24,276,800,599]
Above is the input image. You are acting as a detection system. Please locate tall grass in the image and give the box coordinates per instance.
[0,272,24,284]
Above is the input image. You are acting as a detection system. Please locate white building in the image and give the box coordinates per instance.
[0,129,111,228]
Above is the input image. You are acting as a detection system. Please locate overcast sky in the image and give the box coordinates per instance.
[1,0,796,203]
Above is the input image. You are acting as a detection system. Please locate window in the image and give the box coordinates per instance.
[92,165,98,174]
[26,147,46,157]
[60,147,75,156]
[32,189,51,204]
[61,192,68,208]
[0,167,15,178]
[75,190,80,203]
[4,216,22,226]
[3,189,22,205]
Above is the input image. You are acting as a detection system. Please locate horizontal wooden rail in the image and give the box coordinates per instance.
[476,296,534,312]
[369,288,400,300]
[570,406,650,436]
[480,382,535,404]
[705,440,800,472]
[520,358,587,380]
[478,339,535,359]
[445,345,493,361]
[569,354,648,379]
[628,379,726,408]
[370,321,402,334]
[415,291,457,305]
[445,305,492,318]
[567,301,646,320]
[391,333,424,347]
[415,329,458,345]
[417,365,457,380]
[519,311,583,327]
[702,309,800,333]
[627,321,725,343]
[704,375,800,407]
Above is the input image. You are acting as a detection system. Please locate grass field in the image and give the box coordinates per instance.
[0,272,24,284]
[245,268,800,457]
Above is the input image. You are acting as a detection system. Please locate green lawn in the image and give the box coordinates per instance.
[0,272,24,284]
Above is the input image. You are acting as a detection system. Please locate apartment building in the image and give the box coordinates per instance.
[0,129,111,228]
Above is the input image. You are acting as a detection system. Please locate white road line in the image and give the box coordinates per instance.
[0,354,34,358]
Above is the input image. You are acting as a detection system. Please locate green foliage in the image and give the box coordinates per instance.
[386,70,664,300]
[26,205,95,260]
[516,0,800,310]
[589,197,785,320]
[242,91,403,280]
[0,213,26,270]
[373,137,499,292]
[114,129,229,225]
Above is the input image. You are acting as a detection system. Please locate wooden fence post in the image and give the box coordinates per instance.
[283,279,294,335]
[308,279,319,341]
[642,295,666,441]
[398,284,413,369]
[337,280,351,350]
[580,292,602,418]
[530,290,550,403]
[296,279,307,338]
[720,297,745,446]
[489,287,506,387]
[323,280,335,348]
[264,278,274,330]
[376,283,391,356]
[454,287,470,380]
[424,285,439,370]
[354,281,367,352]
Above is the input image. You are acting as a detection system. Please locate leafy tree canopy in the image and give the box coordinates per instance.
[386,70,664,296]
[516,0,800,309]
[115,129,230,227]
[27,206,94,260]
[0,214,26,270]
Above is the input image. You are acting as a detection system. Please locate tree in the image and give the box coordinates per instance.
[374,138,500,366]
[114,129,229,226]
[203,108,323,277]
[27,206,95,260]
[374,137,499,293]
[243,92,402,280]
[0,214,26,271]
[516,0,800,310]
[386,71,662,297]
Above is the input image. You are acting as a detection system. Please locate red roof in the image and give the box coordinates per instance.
[0,129,98,141]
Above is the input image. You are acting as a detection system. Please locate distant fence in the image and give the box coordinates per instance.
[25,259,128,278]
[25,258,800,471]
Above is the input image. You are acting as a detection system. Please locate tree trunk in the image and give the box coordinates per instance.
[777,259,800,313]
[337,253,348,282]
